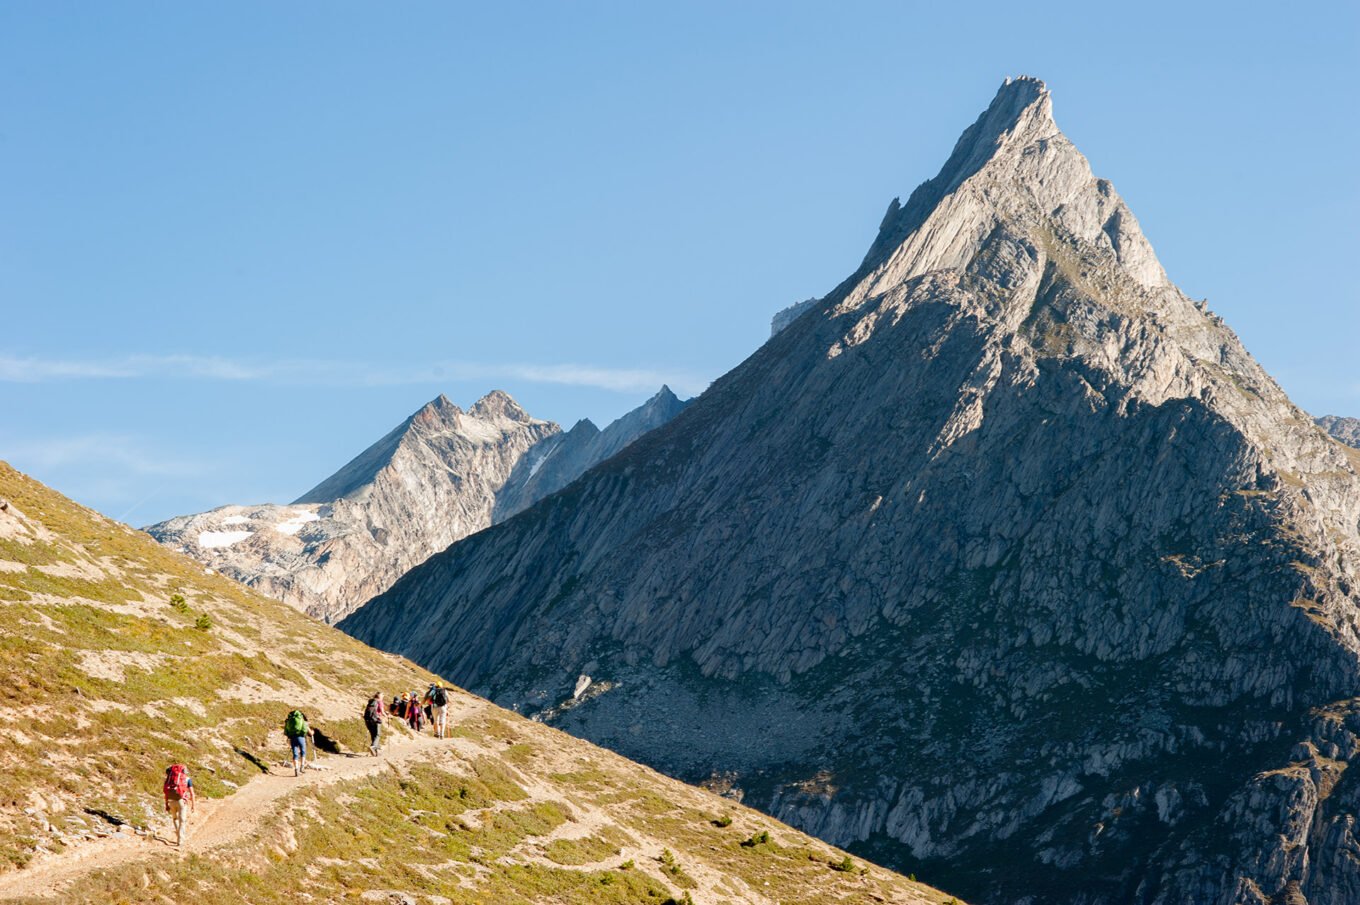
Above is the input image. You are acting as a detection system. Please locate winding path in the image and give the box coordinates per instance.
[0,716,462,902]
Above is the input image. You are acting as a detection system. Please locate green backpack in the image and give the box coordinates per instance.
[284,710,307,737]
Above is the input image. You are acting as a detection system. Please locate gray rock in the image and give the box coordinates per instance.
[771,297,821,336]
[341,77,1360,905]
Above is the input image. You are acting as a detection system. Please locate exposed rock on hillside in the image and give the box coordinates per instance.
[147,388,688,624]
[1318,414,1360,448]
[771,297,821,336]
[341,78,1360,905]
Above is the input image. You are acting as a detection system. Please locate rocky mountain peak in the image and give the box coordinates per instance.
[859,76,1167,302]
[150,385,691,623]
[468,388,533,422]
[341,79,1360,905]
[411,393,461,427]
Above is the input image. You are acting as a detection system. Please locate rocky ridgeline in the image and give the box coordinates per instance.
[147,387,686,623]
[1318,415,1360,449]
[341,78,1360,905]
[494,386,689,521]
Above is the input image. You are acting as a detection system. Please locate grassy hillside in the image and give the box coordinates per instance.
[0,462,962,904]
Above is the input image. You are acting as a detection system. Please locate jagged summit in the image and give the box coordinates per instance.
[297,390,544,505]
[492,385,693,521]
[860,76,1167,296]
[468,388,533,421]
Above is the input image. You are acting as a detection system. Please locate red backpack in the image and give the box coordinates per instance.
[164,764,190,800]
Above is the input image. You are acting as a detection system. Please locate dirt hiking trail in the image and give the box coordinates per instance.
[0,708,468,902]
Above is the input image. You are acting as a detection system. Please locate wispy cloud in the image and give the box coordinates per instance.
[1,433,218,523]
[3,433,210,479]
[0,354,705,395]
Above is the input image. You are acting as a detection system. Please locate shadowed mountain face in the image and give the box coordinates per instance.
[340,79,1360,905]
[147,389,686,623]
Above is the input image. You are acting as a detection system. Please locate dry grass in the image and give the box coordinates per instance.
[0,461,962,904]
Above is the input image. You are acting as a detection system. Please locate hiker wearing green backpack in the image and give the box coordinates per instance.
[283,709,310,776]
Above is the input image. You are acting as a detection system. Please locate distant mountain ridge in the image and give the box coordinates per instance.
[494,386,690,521]
[1318,414,1360,449]
[147,387,687,622]
[341,78,1360,905]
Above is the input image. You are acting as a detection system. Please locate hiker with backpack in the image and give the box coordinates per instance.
[363,691,386,756]
[406,690,424,732]
[283,709,310,776]
[162,764,196,847]
[424,683,450,738]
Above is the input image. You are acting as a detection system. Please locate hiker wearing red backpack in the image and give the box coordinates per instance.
[162,764,196,846]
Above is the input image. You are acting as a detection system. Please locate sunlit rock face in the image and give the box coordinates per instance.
[148,392,557,623]
[148,387,688,624]
[341,79,1360,905]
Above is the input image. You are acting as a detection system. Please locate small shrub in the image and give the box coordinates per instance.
[194,614,212,631]
[169,594,188,613]
[831,855,855,872]
[741,830,770,848]
[712,814,732,827]
[620,859,634,870]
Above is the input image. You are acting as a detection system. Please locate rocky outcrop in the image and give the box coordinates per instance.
[148,388,688,624]
[341,78,1360,904]
[493,385,691,521]
[1318,415,1360,449]
[147,391,557,623]
[771,297,821,336]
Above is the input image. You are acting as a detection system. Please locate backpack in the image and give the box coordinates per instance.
[164,764,190,800]
[284,710,307,737]
[430,686,447,707]
[364,697,381,723]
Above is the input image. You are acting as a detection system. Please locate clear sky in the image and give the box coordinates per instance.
[3,1,1357,525]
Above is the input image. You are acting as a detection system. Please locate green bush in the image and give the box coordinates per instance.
[712,814,733,827]
[831,855,855,872]
[741,830,770,848]
[169,593,188,613]
[194,614,212,631]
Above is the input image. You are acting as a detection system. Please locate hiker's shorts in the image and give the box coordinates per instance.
[288,735,306,760]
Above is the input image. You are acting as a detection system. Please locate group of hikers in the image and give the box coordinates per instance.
[362,682,451,752]
[161,683,451,846]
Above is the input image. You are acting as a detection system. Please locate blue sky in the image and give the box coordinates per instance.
[3,1,1357,525]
